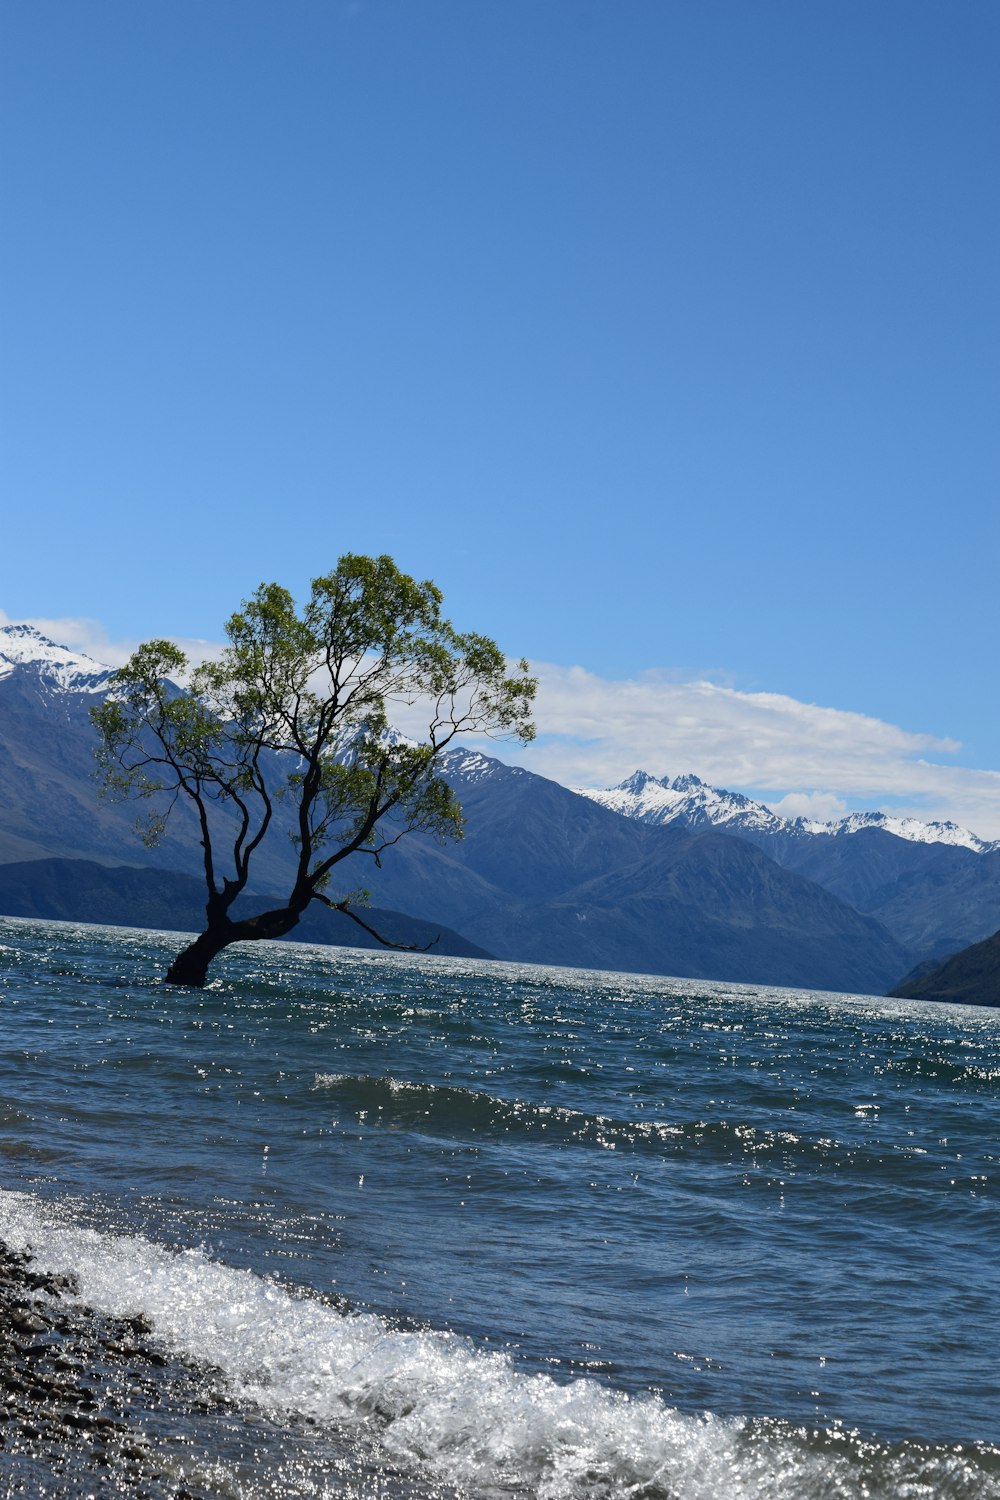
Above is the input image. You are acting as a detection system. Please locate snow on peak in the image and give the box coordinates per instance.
[671,773,706,792]
[575,769,999,853]
[0,623,114,693]
[575,770,787,835]
[616,769,661,795]
[827,809,997,853]
[440,747,526,784]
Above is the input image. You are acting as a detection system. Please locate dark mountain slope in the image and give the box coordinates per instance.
[578,770,1000,965]
[890,928,1000,1008]
[433,753,661,899]
[0,670,302,888]
[779,826,959,908]
[463,828,909,993]
[779,829,1000,960]
[0,669,221,873]
[358,759,911,993]
[0,858,492,959]
[858,851,1000,961]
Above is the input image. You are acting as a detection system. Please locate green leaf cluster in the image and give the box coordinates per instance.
[91,555,536,926]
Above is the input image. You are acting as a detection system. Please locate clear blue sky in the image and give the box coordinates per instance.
[2,2,998,819]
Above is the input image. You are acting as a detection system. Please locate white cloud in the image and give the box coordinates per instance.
[767,791,849,824]
[484,662,1000,840]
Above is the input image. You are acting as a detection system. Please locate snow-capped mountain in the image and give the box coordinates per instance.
[0,623,115,694]
[576,769,1000,854]
[578,769,793,838]
[440,747,532,787]
[827,810,997,853]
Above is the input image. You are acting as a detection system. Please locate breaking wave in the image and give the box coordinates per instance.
[2,1188,998,1500]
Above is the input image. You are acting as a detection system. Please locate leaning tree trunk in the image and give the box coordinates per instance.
[164,924,240,988]
[163,904,307,988]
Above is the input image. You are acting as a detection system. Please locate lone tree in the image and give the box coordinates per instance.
[91,554,536,987]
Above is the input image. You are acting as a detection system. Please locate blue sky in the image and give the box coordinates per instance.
[3,2,999,829]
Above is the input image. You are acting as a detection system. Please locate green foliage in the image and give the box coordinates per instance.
[90,555,536,929]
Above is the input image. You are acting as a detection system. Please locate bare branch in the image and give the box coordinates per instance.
[312,892,440,954]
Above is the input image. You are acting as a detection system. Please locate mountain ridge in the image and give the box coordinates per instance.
[573,766,1000,967]
[575,767,999,854]
[0,623,115,694]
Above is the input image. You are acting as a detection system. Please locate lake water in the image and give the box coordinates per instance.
[1,915,999,1497]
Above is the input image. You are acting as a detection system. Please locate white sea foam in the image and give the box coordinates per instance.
[0,1188,995,1499]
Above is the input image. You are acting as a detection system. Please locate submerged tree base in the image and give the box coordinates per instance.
[165,932,234,988]
[164,910,302,987]
[163,899,442,987]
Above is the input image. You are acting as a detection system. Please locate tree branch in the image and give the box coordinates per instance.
[312,892,440,953]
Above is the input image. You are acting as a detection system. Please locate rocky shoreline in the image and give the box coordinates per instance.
[0,1235,214,1497]
[0,1235,458,1500]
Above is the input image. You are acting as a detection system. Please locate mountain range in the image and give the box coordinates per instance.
[574,769,1000,965]
[577,768,999,853]
[1,622,998,996]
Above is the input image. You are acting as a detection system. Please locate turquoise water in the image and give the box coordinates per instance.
[1,915,999,1497]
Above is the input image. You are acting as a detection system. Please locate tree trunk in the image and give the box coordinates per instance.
[163,904,306,987]
[164,925,239,988]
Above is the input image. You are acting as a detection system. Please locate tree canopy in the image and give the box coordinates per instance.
[91,554,536,986]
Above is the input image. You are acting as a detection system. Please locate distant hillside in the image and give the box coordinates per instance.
[361,750,912,994]
[0,858,494,960]
[890,929,1000,1008]
[0,642,300,888]
[780,830,1000,963]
